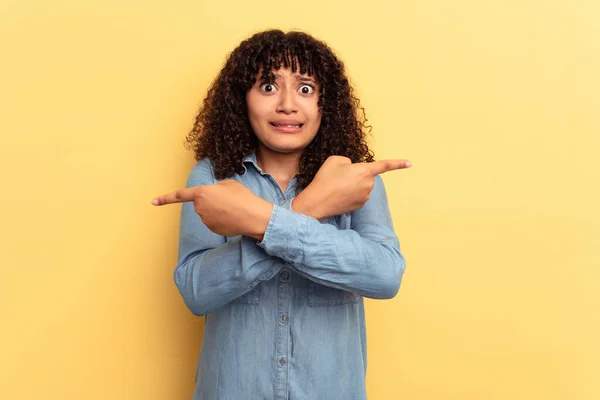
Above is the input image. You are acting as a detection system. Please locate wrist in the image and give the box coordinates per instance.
[292,190,327,220]
[245,199,274,241]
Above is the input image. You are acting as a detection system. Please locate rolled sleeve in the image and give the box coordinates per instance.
[258,204,308,264]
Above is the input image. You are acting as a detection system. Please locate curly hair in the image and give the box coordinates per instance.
[185,29,374,191]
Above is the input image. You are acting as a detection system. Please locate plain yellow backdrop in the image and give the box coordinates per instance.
[1,0,598,399]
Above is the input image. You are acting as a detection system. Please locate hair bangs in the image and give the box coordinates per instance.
[254,40,318,84]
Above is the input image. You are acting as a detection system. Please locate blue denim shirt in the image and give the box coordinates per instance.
[175,153,406,400]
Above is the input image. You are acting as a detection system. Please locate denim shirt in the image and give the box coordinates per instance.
[175,153,406,400]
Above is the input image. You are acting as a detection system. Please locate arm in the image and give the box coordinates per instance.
[259,175,406,299]
[174,159,280,316]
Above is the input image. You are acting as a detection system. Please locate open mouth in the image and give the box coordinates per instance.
[269,122,304,128]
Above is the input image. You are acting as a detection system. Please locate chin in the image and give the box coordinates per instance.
[261,138,313,154]
[266,145,307,154]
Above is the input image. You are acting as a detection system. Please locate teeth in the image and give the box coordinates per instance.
[274,124,300,128]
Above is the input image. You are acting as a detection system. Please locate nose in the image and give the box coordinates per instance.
[276,88,298,114]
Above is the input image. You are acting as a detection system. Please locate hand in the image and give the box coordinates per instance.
[151,180,274,240]
[292,156,411,220]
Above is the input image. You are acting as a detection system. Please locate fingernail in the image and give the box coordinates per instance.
[151,199,159,206]
[406,161,412,167]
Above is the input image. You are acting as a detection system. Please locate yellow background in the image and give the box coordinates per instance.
[1,0,598,399]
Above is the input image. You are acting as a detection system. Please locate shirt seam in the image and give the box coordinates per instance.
[261,205,279,249]
[298,214,308,266]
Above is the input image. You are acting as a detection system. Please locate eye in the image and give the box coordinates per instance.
[298,84,315,95]
[260,83,277,93]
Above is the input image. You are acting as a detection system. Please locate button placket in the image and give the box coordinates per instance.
[276,267,291,397]
[278,269,290,325]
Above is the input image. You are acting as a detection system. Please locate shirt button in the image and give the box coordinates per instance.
[279,357,286,366]
[280,270,290,282]
[281,315,287,323]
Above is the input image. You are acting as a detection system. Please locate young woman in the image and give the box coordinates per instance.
[153,29,411,400]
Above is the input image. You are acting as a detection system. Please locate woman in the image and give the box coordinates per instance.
[153,29,411,400]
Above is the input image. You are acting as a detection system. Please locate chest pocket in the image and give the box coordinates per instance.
[229,284,261,305]
[308,282,361,307]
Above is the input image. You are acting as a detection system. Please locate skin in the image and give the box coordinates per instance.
[246,67,322,191]
[151,158,411,240]
[152,67,412,239]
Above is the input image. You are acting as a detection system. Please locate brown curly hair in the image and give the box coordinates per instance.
[185,29,374,191]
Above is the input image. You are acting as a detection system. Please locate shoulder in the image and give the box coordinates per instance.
[349,174,394,229]
[186,157,216,187]
[351,174,391,217]
[373,174,385,187]
[372,174,389,197]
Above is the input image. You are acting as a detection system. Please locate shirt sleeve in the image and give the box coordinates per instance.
[258,175,406,299]
[174,159,281,316]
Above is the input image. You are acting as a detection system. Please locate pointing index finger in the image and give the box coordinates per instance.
[366,159,412,175]
[151,187,197,206]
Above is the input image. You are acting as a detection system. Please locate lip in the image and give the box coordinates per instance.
[271,119,303,125]
[269,119,304,134]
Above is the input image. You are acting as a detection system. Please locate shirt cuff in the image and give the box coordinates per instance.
[257,204,307,263]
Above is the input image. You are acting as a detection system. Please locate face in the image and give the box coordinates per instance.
[246,67,322,158]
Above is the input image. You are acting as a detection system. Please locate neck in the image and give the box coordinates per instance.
[256,145,300,191]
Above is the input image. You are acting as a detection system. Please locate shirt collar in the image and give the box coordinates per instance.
[242,151,299,191]
[242,151,263,174]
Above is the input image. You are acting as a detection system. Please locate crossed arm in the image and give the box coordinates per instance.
[153,156,411,316]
